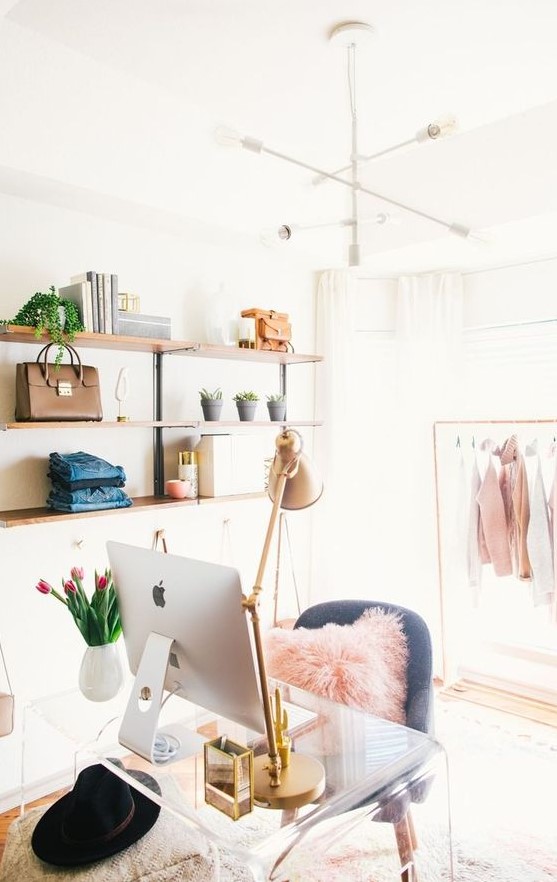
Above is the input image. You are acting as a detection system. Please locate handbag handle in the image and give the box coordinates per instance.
[37,342,84,384]
[0,639,13,696]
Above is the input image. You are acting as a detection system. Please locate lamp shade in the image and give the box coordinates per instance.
[267,430,323,510]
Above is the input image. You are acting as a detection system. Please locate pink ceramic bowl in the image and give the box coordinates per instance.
[165,479,192,499]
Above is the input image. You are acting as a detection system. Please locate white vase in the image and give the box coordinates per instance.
[205,284,237,346]
[78,643,124,702]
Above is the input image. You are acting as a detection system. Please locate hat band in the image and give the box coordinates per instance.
[61,803,136,847]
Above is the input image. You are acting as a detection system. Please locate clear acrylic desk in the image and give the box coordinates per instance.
[24,681,452,881]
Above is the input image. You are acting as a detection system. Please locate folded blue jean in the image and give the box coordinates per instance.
[47,485,132,512]
[49,452,126,485]
[47,473,126,491]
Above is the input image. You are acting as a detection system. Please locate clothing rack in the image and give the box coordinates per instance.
[434,419,557,426]
[432,418,557,684]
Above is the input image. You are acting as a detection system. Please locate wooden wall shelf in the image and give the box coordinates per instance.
[0,323,321,526]
[0,325,322,365]
[0,492,267,527]
[0,419,323,431]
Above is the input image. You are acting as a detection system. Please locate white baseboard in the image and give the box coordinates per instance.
[0,766,76,814]
[458,666,557,707]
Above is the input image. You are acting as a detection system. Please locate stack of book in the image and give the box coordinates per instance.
[59,271,119,334]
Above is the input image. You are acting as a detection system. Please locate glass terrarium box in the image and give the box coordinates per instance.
[204,737,254,820]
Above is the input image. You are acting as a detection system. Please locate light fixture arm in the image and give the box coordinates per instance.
[312,115,458,184]
[349,43,361,267]
[216,24,470,261]
[313,138,417,184]
[255,140,468,237]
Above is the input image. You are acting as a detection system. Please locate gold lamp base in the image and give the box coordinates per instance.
[253,753,326,810]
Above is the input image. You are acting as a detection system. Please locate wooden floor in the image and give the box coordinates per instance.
[439,679,557,727]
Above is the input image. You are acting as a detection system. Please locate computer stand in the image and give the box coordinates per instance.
[119,632,204,764]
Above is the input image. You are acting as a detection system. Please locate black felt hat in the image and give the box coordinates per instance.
[31,763,162,866]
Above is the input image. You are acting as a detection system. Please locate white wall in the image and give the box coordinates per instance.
[0,16,321,806]
[0,179,317,806]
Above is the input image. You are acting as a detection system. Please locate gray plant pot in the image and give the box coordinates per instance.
[235,401,258,422]
[267,402,287,422]
[201,400,223,421]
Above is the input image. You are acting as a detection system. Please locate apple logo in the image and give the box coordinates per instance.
[152,579,166,608]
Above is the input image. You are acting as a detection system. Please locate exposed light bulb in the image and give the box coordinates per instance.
[215,126,263,154]
[416,113,459,143]
[448,223,490,246]
[214,126,244,147]
[260,225,293,247]
[374,211,402,226]
[468,231,492,246]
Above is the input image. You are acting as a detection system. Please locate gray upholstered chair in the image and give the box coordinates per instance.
[294,599,434,881]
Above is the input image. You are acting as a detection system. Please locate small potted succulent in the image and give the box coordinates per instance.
[233,390,259,421]
[199,387,224,421]
[266,393,287,422]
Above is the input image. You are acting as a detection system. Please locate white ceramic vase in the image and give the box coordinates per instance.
[78,643,124,702]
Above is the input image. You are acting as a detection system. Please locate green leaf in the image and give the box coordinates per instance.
[86,606,105,646]
[2,286,84,366]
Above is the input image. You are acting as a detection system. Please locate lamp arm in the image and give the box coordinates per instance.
[242,469,289,788]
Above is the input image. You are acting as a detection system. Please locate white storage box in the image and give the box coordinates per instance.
[197,434,266,496]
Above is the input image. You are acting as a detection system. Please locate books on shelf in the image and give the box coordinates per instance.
[70,271,119,334]
[116,311,171,339]
[59,281,93,333]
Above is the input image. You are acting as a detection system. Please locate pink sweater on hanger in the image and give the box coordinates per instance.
[476,456,513,577]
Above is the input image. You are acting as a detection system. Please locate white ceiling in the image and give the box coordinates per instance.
[3,0,557,273]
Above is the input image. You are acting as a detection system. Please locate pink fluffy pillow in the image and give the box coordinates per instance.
[265,609,408,724]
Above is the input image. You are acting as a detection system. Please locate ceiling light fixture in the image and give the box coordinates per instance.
[260,212,401,247]
[216,21,472,267]
[312,113,459,185]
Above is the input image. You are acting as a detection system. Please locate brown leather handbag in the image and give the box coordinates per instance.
[15,342,103,421]
[240,308,293,352]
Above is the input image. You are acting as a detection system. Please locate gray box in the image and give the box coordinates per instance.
[117,311,171,339]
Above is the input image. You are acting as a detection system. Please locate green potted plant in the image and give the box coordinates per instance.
[199,387,224,421]
[266,393,287,422]
[2,285,84,366]
[233,390,259,422]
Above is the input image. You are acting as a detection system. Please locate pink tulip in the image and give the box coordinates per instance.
[36,579,53,595]
[71,567,84,580]
[64,580,77,595]
[96,575,108,591]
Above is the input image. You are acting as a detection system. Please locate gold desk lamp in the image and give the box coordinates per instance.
[242,429,326,809]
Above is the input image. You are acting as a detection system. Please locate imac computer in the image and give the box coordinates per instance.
[107,541,266,764]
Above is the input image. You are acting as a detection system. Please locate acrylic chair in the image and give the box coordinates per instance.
[294,599,434,881]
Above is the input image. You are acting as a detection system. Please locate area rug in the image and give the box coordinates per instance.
[209,697,557,881]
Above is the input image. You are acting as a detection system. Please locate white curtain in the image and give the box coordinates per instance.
[311,269,355,601]
[309,269,464,663]
[396,273,464,417]
[395,272,464,680]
